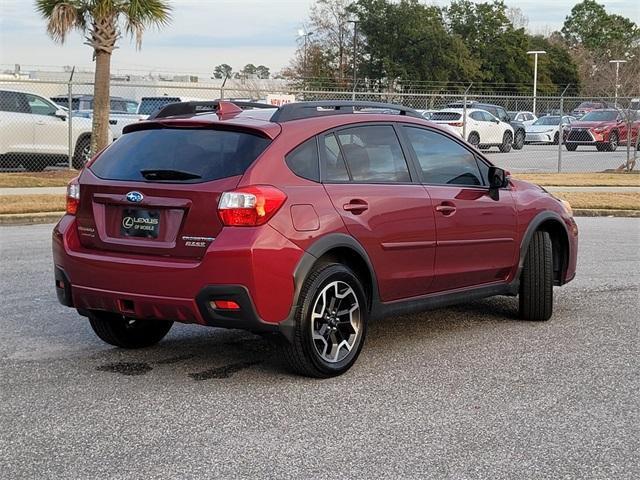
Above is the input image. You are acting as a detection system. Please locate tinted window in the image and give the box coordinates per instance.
[580,110,617,122]
[404,127,483,186]
[336,126,410,183]
[26,94,57,116]
[138,97,181,115]
[125,101,138,113]
[322,134,349,181]
[0,91,28,113]
[469,111,483,121]
[431,112,461,121]
[286,137,319,182]
[481,111,496,122]
[91,128,271,183]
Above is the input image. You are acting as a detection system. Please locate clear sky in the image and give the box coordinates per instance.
[0,0,638,76]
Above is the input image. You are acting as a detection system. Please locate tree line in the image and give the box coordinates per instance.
[284,0,640,96]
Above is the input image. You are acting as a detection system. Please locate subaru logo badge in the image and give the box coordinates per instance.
[126,191,143,203]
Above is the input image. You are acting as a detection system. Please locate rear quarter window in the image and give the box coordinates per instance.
[285,138,320,182]
[90,128,271,183]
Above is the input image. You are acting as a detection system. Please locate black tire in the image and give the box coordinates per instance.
[468,132,480,147]
[282,263,368,378]
[607,132,618,152]
[513,130,525,150]
[519,230,553,321]
[499,131,512,152]
[72,135,91,170]
[88,311,173,348]
[596,143,607,152]
[565,143,578,151]
[24,159,48,172]
[553,132,559,145]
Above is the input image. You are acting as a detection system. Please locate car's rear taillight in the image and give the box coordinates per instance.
[66,178,80,215]
[218,185,287,226]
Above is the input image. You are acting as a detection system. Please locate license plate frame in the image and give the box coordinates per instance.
[121,208,160,239]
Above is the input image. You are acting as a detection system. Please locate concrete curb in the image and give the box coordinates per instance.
[1,209,639,226]
[573,209,640,218]
[0,212,64,225]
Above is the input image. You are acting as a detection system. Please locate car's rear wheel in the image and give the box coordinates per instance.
[499,131,512,152]
[72,135,92,169]
[519,230,553,321]
[282,263,367,378]
[88,311,173,348]
[565,143,578,151]
[607,132,618,152]
[513,130,525,150]
[468,132,480,147]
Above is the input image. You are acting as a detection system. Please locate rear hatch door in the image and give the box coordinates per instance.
[76,123,272,259]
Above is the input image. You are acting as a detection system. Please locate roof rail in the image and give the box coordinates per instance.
[148,100,274,120]
[270,100,422,122]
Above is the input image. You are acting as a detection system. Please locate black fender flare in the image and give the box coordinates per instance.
[279,233,379,342]
[511,210,570,290]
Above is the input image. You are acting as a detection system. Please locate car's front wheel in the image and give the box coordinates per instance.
[519,230,553,321]
[565,143,578,151]
[607,131,619,152]
[88,311,173,348]
[513,130,525,150]
[282,263,368,377]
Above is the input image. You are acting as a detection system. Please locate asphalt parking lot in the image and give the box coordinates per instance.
[485,144,634,172]
[1,218,638,479]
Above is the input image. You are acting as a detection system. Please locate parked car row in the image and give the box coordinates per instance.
[2,88,639,172]
[0,89,109,170]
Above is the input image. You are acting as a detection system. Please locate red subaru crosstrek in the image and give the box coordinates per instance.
[53,100,578,377]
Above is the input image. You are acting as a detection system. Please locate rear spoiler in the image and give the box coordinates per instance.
[147,100,274,120]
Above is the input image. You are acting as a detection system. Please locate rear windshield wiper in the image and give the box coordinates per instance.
[140,169,202,181]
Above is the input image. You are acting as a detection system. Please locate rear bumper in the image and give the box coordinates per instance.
[52,215,304,330]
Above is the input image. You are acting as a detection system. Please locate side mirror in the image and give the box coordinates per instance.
[488,166,509,190]
[54,109,68,120]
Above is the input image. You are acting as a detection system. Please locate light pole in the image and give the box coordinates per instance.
[347,20,358,101]
[297,29,314,83]
[527,50,546,116]
[609,60,627,107]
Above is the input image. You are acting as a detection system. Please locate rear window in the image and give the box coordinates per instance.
[138,97,181,115]
[430,112,461,121]
[90,128,271,183]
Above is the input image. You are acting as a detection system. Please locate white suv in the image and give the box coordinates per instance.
[429,108,515,152]
[0,89,110,170]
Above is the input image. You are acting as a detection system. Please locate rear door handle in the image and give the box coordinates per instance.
[435,203,456,215]
[343,200,369,213]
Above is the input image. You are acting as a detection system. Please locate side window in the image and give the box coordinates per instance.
[25,94,57,116]
[322,134,350,181]
[336,125,410,183]
[469,111,483,121]
[481,111,495,122]
[0,91,28,113]
[404,127,483,186]
[285,137,320,182]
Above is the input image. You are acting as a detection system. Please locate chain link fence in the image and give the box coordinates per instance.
[1,78,638,173]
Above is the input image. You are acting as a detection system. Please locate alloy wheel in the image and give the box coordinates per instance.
[310,280,361,363]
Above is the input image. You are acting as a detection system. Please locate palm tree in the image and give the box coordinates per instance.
[35,0,172,157]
